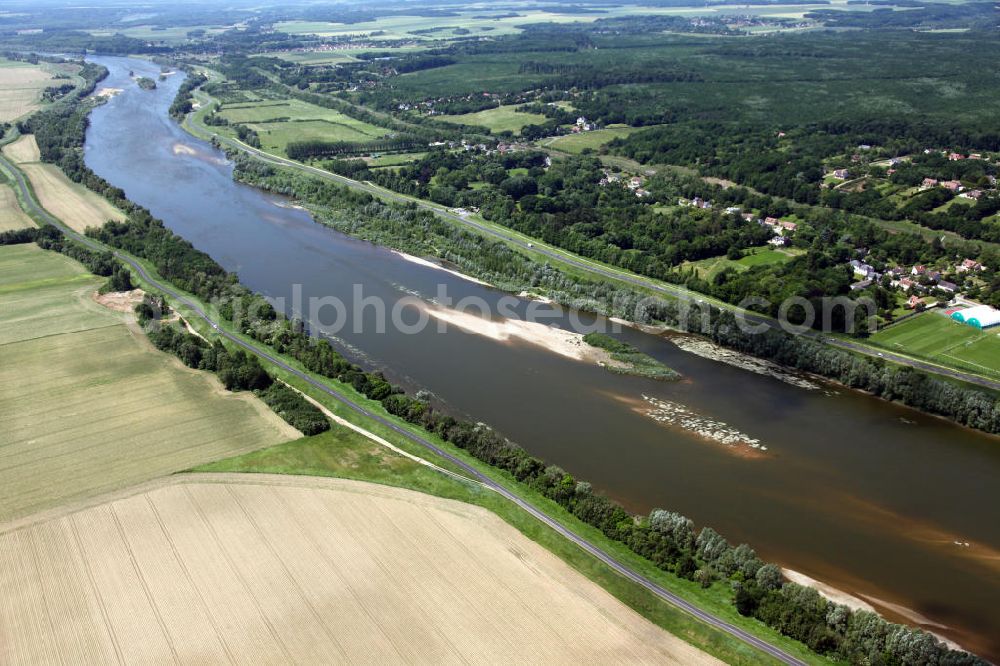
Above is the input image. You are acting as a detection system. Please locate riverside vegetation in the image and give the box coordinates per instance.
[230,154,1000,436]
[0,64,987,663]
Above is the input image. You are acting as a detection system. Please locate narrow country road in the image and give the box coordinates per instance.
[0,149,808,666]
[196,127,1000,392]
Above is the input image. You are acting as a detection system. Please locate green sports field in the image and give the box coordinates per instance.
[869,310,1000,377]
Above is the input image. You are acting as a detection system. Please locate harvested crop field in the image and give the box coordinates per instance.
[0,60,54,122]
[2,134,40,163]
[20,163,125,232]
[0,183,34,231]
[0,474,717,665]
[0,244,298,522]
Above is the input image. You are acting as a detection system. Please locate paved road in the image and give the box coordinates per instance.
[196,125,1000,393]
[1,150,807,665]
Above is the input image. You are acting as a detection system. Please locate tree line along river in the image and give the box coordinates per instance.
[82,56,1000,659]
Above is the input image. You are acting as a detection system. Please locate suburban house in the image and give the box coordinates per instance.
[937,280,958,293]
[958,259,983,272]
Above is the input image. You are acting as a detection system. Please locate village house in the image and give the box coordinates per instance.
[960,189,984,200]
[940,180,963,192]
[922,178,938,188]
[850,279,872,291]
[937,280,958,294]
[957,259,983,272]
[768,236,788,247]
[832,169,850,179]
[850,260,878,279]
[948,152,966,161]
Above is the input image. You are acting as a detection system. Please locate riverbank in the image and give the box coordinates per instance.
[70,55,1000,660]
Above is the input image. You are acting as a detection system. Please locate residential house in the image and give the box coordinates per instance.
[832,169,850,179]
[957,259,982,272]
[922,178,939,188]
[850,279,872,291]
[937,280,958,294]
[768,236,788,247]
[940,180,963,192]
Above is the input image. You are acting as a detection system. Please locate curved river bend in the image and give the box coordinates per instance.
[83,56,1000,658]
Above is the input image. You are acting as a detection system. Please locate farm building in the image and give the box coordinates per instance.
[951,305,1000,329]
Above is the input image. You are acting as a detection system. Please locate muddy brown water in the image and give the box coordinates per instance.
[82,56,1000,659]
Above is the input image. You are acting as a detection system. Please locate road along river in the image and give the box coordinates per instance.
[82,56,1000,658]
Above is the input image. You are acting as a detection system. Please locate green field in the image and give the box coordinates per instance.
[543,125,646,154]
[0,243,297,522]
[678,247,799,280]
[267,51,361,65]
[217,98,387,153]
[366,151,426,167]
[442,104,547,134]
[870,310,1000,376]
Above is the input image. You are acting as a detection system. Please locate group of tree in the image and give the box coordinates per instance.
[144,320,329,435]
[18,61,995,664]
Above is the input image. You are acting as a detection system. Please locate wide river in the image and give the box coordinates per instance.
[84,56,999,658]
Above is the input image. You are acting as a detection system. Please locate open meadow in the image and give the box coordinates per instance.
[218,98,387,153]
[0,244,298,523]
[442,104,547,134]
[543,125,646,154]
[869,310,1000,377]
[19,161,126,232]
[0,474,718,665]
[0,59,55,122]
[677,247,801,281]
